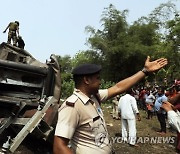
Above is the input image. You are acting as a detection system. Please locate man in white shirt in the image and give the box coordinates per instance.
[145,90,155,119]
[162,101,180,132]
[118,89,141,146]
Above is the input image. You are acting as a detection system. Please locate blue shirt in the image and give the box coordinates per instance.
[154,94,167,114]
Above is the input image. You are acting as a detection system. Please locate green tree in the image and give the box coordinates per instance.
[148,2,180,80]
[72,50,102,67]
[58,1,180,95]
[56,55,74,99]
[85,4,163,82]
[57,55,72,81]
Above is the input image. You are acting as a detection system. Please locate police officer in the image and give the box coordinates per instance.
[53,56,168,154]
[3,21,19,46]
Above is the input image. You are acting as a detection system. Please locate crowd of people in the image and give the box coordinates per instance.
[111,80,180,152]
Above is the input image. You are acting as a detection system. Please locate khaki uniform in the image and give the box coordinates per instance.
[55,89,112,154]
[7,22,19,45]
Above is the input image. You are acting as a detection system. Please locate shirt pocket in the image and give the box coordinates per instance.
[89,115,109,147]
[88,115,106,134]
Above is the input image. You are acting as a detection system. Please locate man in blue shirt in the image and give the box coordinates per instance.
[154,87,168,135]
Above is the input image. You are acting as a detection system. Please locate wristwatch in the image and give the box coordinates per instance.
[141,68,149,76]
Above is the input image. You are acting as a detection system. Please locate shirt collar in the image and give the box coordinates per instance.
[73,89,90,104]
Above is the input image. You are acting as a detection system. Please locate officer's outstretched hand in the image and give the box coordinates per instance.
[144,56,168,72]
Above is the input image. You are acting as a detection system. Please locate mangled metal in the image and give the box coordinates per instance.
[0,42,61,153]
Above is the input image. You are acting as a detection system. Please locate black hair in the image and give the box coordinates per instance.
[126,88,133,95]
[158,86,165,93]
[73,75,85,88]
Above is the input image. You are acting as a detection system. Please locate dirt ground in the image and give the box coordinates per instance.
[0,103,179,154]
[103,104,178,154]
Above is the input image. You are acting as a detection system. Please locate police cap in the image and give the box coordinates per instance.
[72,64,102,75]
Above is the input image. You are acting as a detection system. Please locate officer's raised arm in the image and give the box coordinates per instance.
[107,56,167,99]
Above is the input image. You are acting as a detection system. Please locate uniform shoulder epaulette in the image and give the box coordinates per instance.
[65,94,78,107]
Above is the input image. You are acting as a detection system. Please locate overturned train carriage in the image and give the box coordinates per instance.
[0,42,61,153]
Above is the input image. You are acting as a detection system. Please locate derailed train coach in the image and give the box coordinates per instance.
[0,42,61,153]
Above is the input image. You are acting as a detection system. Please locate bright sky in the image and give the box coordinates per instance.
[0,0,179,62]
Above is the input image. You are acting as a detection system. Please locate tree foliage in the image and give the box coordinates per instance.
[58,2,180,98]
[72,50,102,67]
[84,2,180,83]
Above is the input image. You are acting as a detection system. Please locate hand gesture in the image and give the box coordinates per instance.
[144,56,168,72]
[161,101,174,112]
